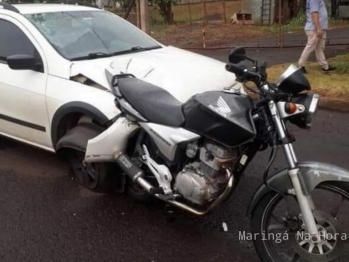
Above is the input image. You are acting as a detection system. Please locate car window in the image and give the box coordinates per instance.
[25,11,161,60]
[0,19,42,64]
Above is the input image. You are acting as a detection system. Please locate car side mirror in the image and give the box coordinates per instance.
[6,54,42,71]
[229,47,247,64]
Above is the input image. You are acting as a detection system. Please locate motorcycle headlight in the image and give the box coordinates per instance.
[289,93,320,129]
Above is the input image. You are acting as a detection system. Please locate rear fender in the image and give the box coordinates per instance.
[84,117,140,163]
[56,123,104,153]
[246,161,349,218]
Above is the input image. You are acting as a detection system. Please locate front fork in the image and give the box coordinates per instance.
[269,101,320,242]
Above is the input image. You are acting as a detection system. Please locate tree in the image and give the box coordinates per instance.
[153,0,177,24]
[114,0,134,12]
[330,0,340,18]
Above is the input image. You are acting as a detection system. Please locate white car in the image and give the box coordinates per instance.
[0,3,241,192]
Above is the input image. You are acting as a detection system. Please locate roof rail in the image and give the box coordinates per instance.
[0,2,20,13]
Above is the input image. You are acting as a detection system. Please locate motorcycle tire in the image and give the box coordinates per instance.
[250,181,349,262]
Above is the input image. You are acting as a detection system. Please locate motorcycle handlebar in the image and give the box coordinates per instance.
[225,64,246,76]
[225,63,261,82]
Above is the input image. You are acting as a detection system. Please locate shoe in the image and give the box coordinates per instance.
[322,65,336,72]
[299,66,307,74]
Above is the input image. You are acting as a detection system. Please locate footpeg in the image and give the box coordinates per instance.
[150,187,165,195]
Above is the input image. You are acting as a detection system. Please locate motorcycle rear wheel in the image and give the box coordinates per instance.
[251,182,349,262]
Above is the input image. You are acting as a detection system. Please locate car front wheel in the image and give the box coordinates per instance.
[69,150,120,193]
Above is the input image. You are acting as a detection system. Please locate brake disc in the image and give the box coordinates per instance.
[289,211,344,262]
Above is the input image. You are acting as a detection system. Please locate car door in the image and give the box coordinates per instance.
[0,16,51,149]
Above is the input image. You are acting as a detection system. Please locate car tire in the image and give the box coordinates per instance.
[69,150,120,193]
[56,123,121,193]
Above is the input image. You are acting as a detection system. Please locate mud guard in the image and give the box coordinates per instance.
[84,117,139,163]
[56,123,104,153]
[246,161,349,218]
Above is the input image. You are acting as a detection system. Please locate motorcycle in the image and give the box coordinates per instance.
[84,47,349,262]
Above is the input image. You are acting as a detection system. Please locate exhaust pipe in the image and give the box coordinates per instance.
[114,152,235,216]
[114,152,144,182]
[114,152,163,194]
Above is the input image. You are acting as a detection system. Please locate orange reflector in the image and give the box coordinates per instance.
[285,102,297,114]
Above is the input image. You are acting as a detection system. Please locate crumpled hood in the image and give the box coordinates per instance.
[70,46,244,102]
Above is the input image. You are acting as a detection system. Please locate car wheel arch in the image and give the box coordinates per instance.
[51,102,110,151]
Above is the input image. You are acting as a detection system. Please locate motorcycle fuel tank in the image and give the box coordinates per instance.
[183,91,256,148]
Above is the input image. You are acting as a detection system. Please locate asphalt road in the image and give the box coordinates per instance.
[194,45,349,65]
[1,50,349,262]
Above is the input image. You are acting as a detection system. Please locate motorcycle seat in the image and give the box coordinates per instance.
[118,78,185,127]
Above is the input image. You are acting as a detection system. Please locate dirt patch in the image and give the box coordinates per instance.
[151,22,272,48]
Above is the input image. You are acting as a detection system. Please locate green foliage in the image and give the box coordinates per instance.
[334,62,349,74]
[153,0,178,24]
[281,12,306,32]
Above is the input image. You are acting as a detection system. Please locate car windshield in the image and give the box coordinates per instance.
[25,10,161,61]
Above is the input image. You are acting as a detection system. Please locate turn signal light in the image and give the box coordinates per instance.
[285,102,297,114]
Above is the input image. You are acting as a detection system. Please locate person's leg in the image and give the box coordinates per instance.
[315,31,329,69]
[298,31,319,67]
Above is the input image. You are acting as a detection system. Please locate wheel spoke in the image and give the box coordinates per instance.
[292,253,300,262]
[87,168,98,181]
[324,241,334,251]
[318,244,324,255]
[299,239,308,246]
[308,243,315,253]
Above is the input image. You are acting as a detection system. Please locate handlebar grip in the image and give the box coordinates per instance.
[225,64,246,76]
[226,63,261,81]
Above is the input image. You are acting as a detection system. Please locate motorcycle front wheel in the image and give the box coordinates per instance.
[251,182,349,262]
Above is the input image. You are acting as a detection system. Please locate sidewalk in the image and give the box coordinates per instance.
[195,45,349,66]
[229,27,349,48]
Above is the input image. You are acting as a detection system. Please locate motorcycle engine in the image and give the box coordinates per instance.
[174,141,237,205]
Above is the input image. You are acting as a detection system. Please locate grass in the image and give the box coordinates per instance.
[260,14,349,35]
[266,53,349,100]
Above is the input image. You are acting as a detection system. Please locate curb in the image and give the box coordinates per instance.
[185,42,349,50]
[249,92,349,113]
[319,98,349,113]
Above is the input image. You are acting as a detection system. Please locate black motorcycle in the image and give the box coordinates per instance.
[84,47,349,262]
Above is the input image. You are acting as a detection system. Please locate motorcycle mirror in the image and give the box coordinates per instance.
[229,47,247,64]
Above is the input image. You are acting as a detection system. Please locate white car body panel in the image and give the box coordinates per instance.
[45,76,120,124]
[0,14,51,147]
[71,46,245,102]
[0,4,243,152]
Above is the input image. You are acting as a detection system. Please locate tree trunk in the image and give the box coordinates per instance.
[166,2,173,24]
[159,1,173,24]
[331,0,339,18]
